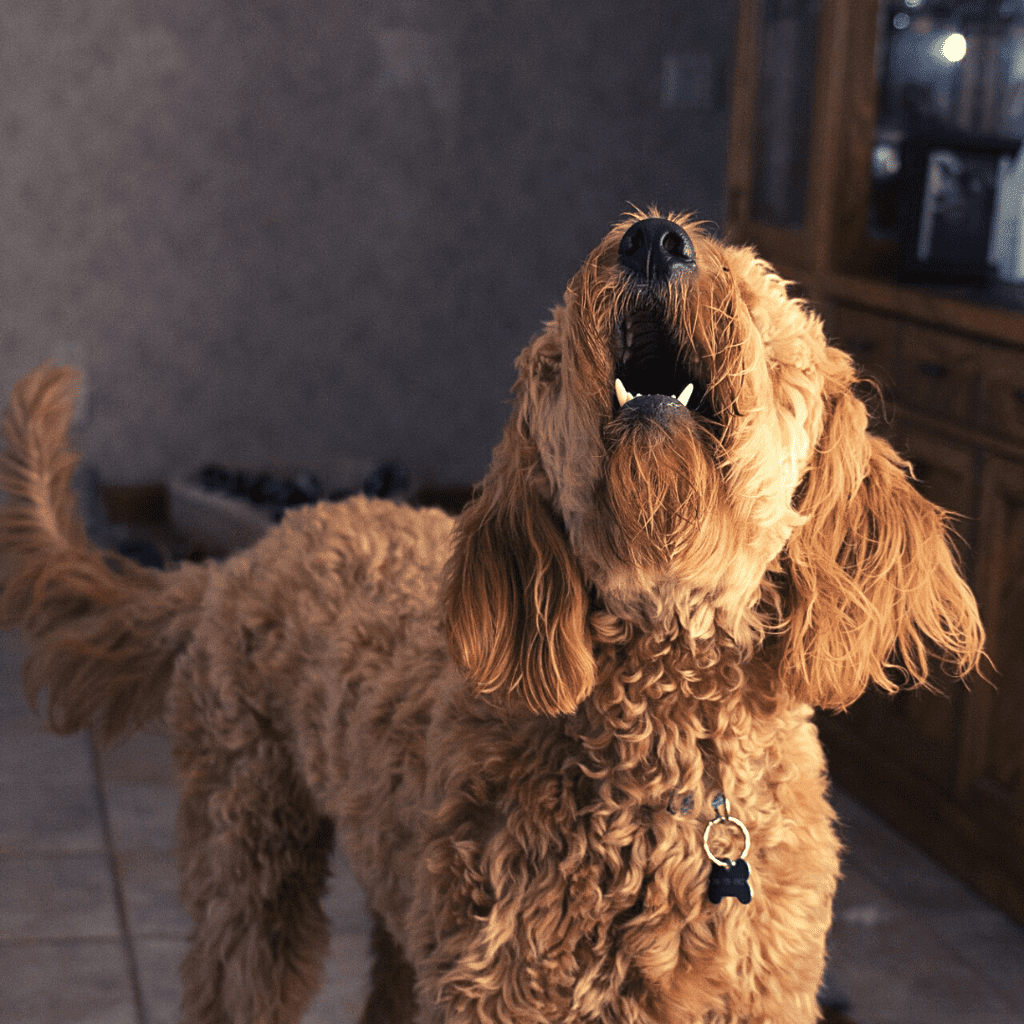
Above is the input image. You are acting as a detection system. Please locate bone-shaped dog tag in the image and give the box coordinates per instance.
[708,858,753,904]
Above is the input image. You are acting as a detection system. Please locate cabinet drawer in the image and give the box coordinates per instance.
[892,324,980,427]
[977,345,1024,445]
[824,303,898,389]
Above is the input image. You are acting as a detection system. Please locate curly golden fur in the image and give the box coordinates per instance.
[1,210,985,1024]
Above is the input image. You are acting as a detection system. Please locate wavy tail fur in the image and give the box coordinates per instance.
[0,364,210,741]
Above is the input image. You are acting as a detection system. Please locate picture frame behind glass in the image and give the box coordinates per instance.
[897,131,1020,282]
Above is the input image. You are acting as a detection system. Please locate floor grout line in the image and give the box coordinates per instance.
[89,734,149,1024]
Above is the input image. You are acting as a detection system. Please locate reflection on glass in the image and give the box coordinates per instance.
[750,0,822,230]
[871,0,1024,241]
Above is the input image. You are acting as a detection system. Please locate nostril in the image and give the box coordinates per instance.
[662,231,684,258]
[619,225,643,259]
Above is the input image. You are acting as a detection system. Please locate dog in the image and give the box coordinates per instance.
[0,210,985,1023]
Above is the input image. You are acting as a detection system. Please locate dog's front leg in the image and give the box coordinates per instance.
[358,914,419,1024]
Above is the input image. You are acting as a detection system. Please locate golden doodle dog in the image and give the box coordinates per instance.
[1,211,985,1023]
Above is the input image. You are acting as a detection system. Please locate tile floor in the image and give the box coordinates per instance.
[2,626,1022,1024]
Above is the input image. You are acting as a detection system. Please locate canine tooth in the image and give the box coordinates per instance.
[679,383,694,407]
[614,378,632,407]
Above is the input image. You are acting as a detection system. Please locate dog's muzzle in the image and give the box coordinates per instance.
[612,219,717,431]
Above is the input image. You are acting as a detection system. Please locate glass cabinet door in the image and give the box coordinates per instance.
[871,0,1024,244]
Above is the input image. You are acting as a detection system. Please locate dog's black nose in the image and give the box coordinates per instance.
[618,218,696,282]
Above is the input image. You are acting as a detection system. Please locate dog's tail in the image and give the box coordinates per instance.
[0,364,211,742]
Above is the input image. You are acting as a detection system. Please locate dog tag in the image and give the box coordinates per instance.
[703,795,753,905]
[708,858,753,904]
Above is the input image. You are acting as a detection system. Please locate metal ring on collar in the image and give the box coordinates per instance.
[702,813,751,868]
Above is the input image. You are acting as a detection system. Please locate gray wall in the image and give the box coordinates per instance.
[0,0,737,490]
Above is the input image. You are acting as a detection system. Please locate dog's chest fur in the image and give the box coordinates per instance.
[344,658,836,1022]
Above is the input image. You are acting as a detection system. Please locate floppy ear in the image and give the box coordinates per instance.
[778,387,986,709]
[440,380,595,717]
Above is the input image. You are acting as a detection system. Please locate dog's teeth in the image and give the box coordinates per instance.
[679,383,694,407]
[614,378,633,408]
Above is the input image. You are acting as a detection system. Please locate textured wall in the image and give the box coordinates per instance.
[0,0,737,489]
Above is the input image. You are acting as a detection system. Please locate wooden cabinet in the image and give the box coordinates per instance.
[973,460,1024,820]
[727,0,1024,923]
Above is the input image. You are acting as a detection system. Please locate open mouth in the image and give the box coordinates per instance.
[612,305,716,424]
